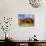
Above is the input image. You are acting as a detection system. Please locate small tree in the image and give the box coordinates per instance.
[1,17,12,39]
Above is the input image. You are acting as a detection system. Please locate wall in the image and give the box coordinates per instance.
[44,15,46,40]
[0,0,46,40]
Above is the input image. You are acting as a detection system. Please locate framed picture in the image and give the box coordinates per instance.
[18,14,34,27]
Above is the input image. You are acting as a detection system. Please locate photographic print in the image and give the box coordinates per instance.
[18,14,34,27]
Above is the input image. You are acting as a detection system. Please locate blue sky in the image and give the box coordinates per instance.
[18,14,34,19]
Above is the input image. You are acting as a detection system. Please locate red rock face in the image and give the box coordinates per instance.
[18,18,34,26]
